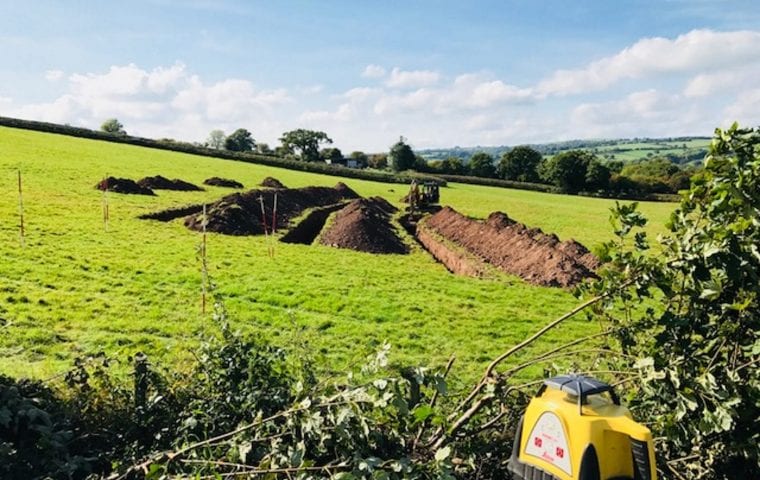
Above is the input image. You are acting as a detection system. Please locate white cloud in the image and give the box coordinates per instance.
[4,28,760,153]
[45,69,64,82]
[385,67,440,89]
[362,64,386,78]
[723,88,760,124]
[1,62,293,145]
[373,88,437,115]
[567,89,709,139]
[683,64,760,97]
[536,29,760,96]
[342,87,380,102]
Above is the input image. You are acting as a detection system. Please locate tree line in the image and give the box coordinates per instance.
[101,118,697,196]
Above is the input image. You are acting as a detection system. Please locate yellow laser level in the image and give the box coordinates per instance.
[508,375,656,480]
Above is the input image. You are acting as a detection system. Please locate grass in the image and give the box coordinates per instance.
[0,126,676,384]
[592,138,709,162]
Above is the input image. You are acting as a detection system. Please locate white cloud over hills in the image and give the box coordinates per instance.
[1,29,759,151]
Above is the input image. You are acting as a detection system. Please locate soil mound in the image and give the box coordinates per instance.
[184,184,359,236]
[280,203,347,245]
[486,211,516,229]
[260,177,286,189]
[203,177,244,189]
[138,204,203,221]
[334,182,360,199]
[186,198,260,236]
[137,175,203,191]
[319,198,408,254]
[420,207,597,287]
[96,177,155,196]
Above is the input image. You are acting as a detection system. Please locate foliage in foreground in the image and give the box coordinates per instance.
[584,123,760,478]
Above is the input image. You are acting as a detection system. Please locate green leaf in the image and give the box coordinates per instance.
[435,446,452,462]
[412,405,434,422]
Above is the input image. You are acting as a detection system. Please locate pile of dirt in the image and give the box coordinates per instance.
[280,203,347,245]
[204,177,244,189]
[138,204,203,221]
[260,177,286,189]
[419,207,599,287]
[333,182,360,199]
[137,175,203,191]
[95,177,155,196]
[183,184,359,236]
[319,197,407,254]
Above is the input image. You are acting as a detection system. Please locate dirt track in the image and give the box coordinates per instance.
[418,207,598,287]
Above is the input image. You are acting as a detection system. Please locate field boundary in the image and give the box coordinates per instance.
[1,116,678,202]
[0,116,439,186]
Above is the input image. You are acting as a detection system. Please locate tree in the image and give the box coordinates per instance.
[349,151,368,168]
[100,118,126,136]
[540,149,597,193]
[256,143,272,155]
[279,129,333,162]
[585,124,760,478]
[224,128,255,152]
[498,146,542,182]
[320,147,344,164]
[414,154,430,172]
[584,159,611,191]
[441,156,466,175]
[206,129,226,150]
[468,152,496,178]
[389,137,416,171]
[367,153,388,170]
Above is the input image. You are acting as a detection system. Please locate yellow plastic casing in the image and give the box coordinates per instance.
[518,388,656,480]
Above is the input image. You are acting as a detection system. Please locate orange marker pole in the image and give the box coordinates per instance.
[18,170,25,247]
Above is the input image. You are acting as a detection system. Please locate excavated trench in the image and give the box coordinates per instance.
[280,203,348,245]
[415,226,490,277]
[416,207,599,287]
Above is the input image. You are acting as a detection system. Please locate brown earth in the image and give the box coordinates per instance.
[260,177,286,189]
[95,177,155,196]
[333,182,360,199]
[319,197,407,254]
[138,204,203,221]
[203,177,244,189]
[416,227,490,277]
[419,207,599,287]
[280,203,348,245]
[137,175,204,191]
[183,183,360,236]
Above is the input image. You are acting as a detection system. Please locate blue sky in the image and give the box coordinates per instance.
[1,0,759,151]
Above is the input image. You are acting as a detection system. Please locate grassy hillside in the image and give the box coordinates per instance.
[420,137,710,164]
[0,126,675,383]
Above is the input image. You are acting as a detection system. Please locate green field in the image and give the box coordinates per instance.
[591,138,709,163]
[0,126,675,384]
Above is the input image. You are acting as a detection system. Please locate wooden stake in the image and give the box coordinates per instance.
[259,196,273,258]
[272,192,278,233]
[102,175,110,232]
[201,204,208,315]
[271,192,277,258]
[17,170,25,247]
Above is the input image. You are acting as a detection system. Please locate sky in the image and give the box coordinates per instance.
[1,0,759,152]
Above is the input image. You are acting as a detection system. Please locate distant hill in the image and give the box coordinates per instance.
[419,136,711,165]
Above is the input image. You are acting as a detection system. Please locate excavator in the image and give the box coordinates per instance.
[405,180,440,214]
